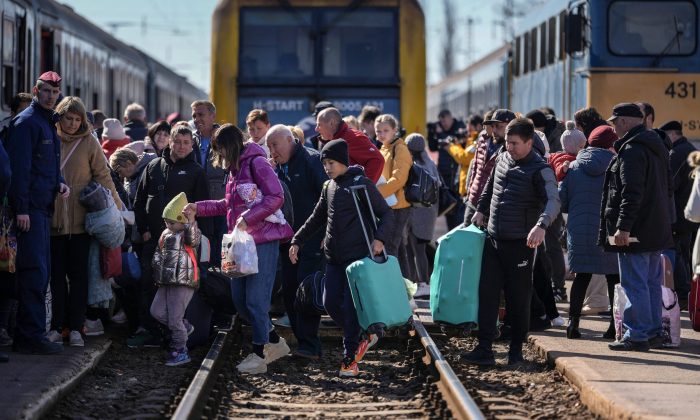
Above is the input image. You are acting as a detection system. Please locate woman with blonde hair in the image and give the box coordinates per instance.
[47,96,124,346]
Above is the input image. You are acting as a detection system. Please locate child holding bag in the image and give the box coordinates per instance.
[150,192,201,366]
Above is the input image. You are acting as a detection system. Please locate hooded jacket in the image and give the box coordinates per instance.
[559,147,618,274]
[134,148,209,238]
[196,142,293,245]
[669,136,697,233]
[318,122,384,183]
[292,166,394,265]
[152,222,201,288]
[6,99,63,215]
[51,125,124,235]
[378,137,412,209]
[599,125,674,252]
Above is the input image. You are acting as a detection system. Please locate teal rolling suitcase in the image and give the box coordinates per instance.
[345,185,413,335]
[430,224,485,329]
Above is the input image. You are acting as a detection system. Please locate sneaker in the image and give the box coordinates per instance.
[46,330,64,344]
[648,334,666,349]
[111,310,128,325]
[184,319,195,336]
[273,314,291,328]
[13,339,63,355]
[461,345,496,366]
[608,338,650,352]
[355,334,378,363]
[84,319,104,336]
[127,330,161,348]
[165,348,191,366]
[414,283,430,298]
[0,328,13,347]
[69,330,84,347]
[551,316,566,327]
[264,337,290,363]
[236,353,267,374]
[339,356,359,377]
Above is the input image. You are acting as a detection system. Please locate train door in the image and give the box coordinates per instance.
[0,2,29,111]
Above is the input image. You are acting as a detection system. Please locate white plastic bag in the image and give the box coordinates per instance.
[613,284,628,342]
[661,285,681,348]
[221,228,258,277]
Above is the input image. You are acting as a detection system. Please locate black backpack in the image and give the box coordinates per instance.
[404,162,440,207]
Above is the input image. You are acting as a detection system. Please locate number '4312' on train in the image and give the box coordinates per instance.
[428,0,700,141]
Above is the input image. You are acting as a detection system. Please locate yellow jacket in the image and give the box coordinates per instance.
[447,132,477,197]
[378,138,412,209]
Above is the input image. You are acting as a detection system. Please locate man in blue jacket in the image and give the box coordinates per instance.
[267,124,328,359]
[6,72,70,354]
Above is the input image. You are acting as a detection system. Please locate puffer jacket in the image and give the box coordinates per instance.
[152,222,201,288]
[548,152,578,182]
[599,125,674,253]
[318,122,384,183]
[196,142,293,245]
[378,138,412,209]
[559,147,618,274]
[466,131,502,207]
[291,165,394,265]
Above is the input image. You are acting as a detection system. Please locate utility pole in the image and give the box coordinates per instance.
[441,0,457,77]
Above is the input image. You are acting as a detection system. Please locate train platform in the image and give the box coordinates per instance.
[0,338,110,420]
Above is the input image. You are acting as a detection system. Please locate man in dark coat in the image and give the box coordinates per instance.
[267,125,328,359]
[131,124,209,347]
[600,103,674,352]
[661,120,697,302]
[123,103,148,141]
[6,72,69,354]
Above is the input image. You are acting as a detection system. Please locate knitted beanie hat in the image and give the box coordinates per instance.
[560,121,587,154]
[162,192,189,223]
[588,125,619,149]
[320,139,349,167]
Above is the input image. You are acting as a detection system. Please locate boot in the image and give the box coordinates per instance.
[566,317,581,339]
[602,320,616,340]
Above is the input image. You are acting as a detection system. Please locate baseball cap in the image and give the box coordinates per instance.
[659,120,682,132]
[313,101,335,117]
[484,109,516,125]
[38,71,62,86]
[607,103,644,121]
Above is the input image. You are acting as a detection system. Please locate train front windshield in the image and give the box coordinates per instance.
[608,1,697,56]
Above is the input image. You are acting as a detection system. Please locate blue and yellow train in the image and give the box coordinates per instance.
[429,0,700,140]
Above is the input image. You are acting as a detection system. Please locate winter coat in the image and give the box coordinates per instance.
[446,132,477,196]
[275,142,328,231]
[410,154,440,241]
[559,148,618,274]
[291,165,394,265]
[0,140,10,195]
[84,197,125,248]
[544,116,565,153]
[51,126,124,236]
[378,138,412,209]
[6,99,63,215]
[134,148,209,238]
[124,120,148,141]
[193,125,227,200]
[548,152,578,182]
[466,132,502,207]
[670,137,697,234]
[318,122,384,183]
[101,138,130,159]
[196,142,293,245]
[153,222,201,288]
[599,125,674,253]
[125,152,157,205]
[477,150,560,241]
[428,119,466,192]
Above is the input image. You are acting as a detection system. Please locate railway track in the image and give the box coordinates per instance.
[170,316,485,419]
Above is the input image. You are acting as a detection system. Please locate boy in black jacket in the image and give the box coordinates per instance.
[289,139,394,377]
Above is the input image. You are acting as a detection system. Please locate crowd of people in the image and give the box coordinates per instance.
[0,70,697,377]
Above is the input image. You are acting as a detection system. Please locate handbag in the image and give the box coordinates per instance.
[100,245,122,279]
[0,195,16,273]
[116,248,141,282]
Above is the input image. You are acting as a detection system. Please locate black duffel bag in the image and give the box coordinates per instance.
[404,162,440,207]
[295,271,326,316]
[198,268,236,314]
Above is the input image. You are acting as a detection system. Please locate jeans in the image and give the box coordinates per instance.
[230,240,279,345]
[618,252,663,341]
[280,241,323,356]
[324,262,361,359]
[50,234,90,331]
[151,285,195,350]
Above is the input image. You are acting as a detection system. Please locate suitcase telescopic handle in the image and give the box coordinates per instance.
[349,185,388,263]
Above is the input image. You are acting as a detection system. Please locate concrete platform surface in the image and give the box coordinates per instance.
[0,338,110,420]
[530,304,700,419]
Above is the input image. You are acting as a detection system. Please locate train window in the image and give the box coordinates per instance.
[559,11,566,60]
[239,9,313,78]
[539,22,547,68]
[609,1,697,55]
[3,19,14,64]
[548,17,556,64]
[514,36,521,76]
[321,9,397,80]
[523,32,530,74]
[530,28,537,71]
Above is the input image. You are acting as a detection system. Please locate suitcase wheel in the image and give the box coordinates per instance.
[367,323,387,338]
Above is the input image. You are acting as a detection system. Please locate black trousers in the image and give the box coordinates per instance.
[532,245,560,320]
[673,232,694,297]
[569,273,620,318]
[544,214,566,290]
[138,239,160,334]
[50,234,91,331]
[385,207,412,278]
[478,237,536,346]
